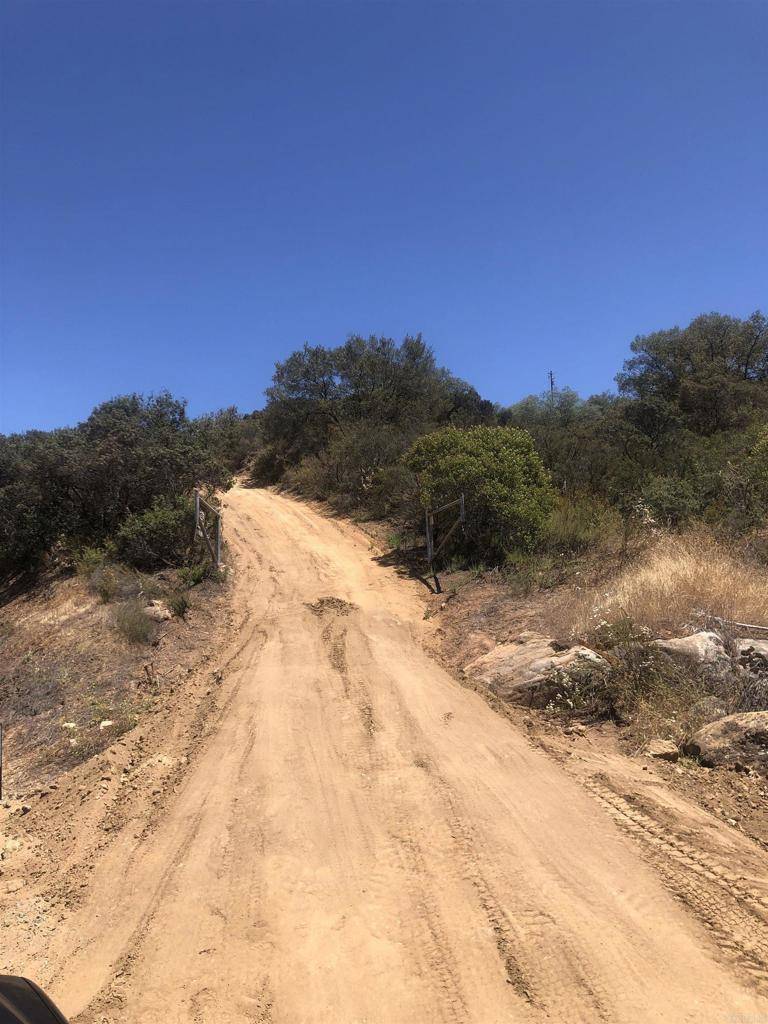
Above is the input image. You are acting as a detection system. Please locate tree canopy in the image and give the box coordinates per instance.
[0,393,242,575]
[4,309,768,578]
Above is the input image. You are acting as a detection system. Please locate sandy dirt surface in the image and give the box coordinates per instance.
[3,485,768,1023]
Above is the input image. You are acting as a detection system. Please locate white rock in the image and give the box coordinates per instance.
[464,634,607,707]
[653,631,729,668]
[644,738,679,762]
[99,720,115,731]
[142,600,172,622]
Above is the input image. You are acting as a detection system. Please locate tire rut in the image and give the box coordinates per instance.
[583,772,768,992]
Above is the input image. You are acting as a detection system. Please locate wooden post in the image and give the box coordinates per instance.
[0,723,4,802]
[216,512,222,568]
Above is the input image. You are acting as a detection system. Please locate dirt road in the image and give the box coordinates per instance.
[7,486,768,1022]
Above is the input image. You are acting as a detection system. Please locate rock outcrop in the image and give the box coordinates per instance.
[644,738,679,762]
[143,600,172,622]
[463,632,607,707]
[653,631,730,670]
[686,711,768,770]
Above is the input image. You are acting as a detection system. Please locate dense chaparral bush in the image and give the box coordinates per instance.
[404,425,556,561]
[0,393,244,575]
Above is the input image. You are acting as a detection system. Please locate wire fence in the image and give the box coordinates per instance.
[194,488,222,569]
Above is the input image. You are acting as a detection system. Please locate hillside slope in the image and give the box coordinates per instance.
[2,485,768,1023]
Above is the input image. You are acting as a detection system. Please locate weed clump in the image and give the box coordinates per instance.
[167,591,189,618]
[113,599,155,644]
[546,641,740,752]
[177,562,210,588]
[87,565,139,604]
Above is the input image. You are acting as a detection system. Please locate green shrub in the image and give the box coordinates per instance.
[90,566,119,603]
[75,546,108,575]
[641,475,701,527]
[137,574,164,601]
[114,496,194,571]
[167,591,189,617]
[547,644,709,744]
[113,599,155,643]
[282,453,328,499]
[404,425,555,562]
[0,392,233,578]
[87,564,139,603]
[177,562,210,587]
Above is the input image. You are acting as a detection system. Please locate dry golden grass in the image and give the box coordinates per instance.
[553,532,768,641]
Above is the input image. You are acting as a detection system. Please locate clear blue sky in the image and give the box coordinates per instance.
[1,1,766,434]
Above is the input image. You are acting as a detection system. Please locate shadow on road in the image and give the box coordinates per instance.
[372,548,439,594]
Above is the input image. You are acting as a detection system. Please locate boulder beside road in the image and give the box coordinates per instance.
[463,632,607,707]
[653,631,730,669]
[686,711,768,770]
[644,738,679,762]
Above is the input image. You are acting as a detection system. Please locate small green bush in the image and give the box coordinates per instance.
[87,565,139,603]
[137,574,165,601]
[641,475,701,527]
[114,496,194,572]
[167,591,189,617]
[92,567,119,603]
[177,562,210,587]
[113,599,155,644]
[404,425,556,562]
[75,546,108,575]
[282,453,328,499]
[544,640,748,752]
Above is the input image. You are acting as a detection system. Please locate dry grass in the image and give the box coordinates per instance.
[545,645,720,750]
[113,599,155,644]
[552,532,768,642]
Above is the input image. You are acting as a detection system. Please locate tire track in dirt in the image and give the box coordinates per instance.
[345,624,611,1023]
[445,653,768,1005]
[68,804,209,1022]
[388,821,471,1024]
[312,597,470,1023]
[583,772,768,991]
[318,609,543,1018]
[8,485,768,1024]
[312,596,381,739]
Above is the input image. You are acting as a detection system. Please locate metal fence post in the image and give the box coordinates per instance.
[216,512,222,569]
